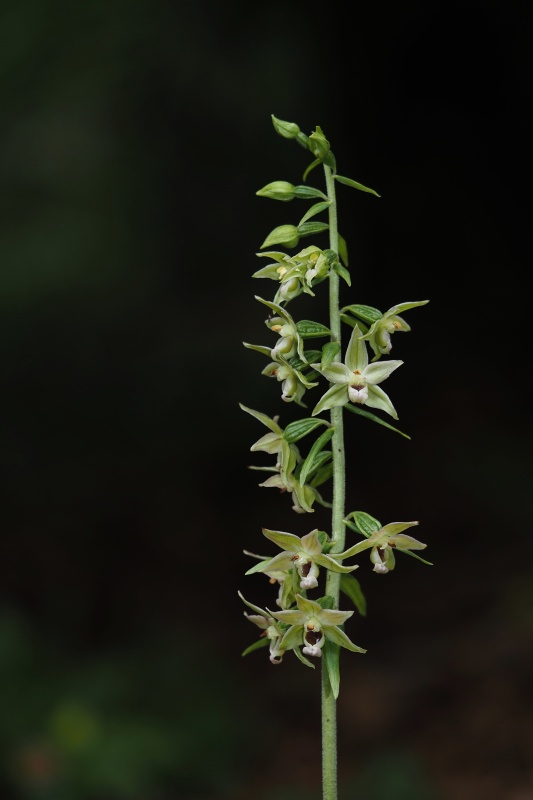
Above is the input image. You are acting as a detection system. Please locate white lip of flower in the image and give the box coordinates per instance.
[302,619,325,657]
[347,370,369,404]
[298,559,319,590]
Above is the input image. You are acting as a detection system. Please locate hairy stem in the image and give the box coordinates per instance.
[321,162,346,800]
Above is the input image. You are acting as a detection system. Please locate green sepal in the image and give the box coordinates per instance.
[297,201,331,226]
[340,574,367,617]
[302,158,321,182]
[297,221,329,238]
[283,417,330,444]
[401,549,434,566]
[243,342,272,358]
[299,427,335,486]
[344,404,411,439]
[338,234,349,266]
[342,303,383,324]
[260,224,300,249]
[239,404,283,434]
[321,341,341,369]
[334,174,381,197]
[241,638,270,657]
[346,511,382,538]
[293,647,315,669]
[323,639,341,699]
[296,320,331,339]
[245,558,274,576]
[293,185,328,200]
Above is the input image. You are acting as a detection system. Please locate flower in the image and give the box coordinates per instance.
[246,528,358,590]
[311,324,402,418]
[366,521,428,574]
[243,549,296,609]
[339,513,430,574]
[243,298,318,406]
[261,357,317,405]
[359,300,430,361]
[256,469,319,514]
[270,594,366,659]
[239,591,286,664]
[240,404,299,486]
[253,246,331,304]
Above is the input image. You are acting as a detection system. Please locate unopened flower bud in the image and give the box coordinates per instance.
[309,128,330,160]
[256,181,296,201]
[260,225,300,249]
[271,115,300,139]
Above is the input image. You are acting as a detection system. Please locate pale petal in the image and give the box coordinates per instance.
[262,528,302,552]
[365,385,399,419]
[345,324,368,372]
[379,521,419,537]
[314,554,359,573]
[324,625,366,653]
[311,362,352,384]
[271,609,305,625]
[363,359,403,385]
[319,608,354,626]
[294,594,324,616]
[280,625,305,651]
[300,529,322,555]
[312,384,349,416]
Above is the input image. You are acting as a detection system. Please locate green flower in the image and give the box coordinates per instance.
[261,357,317,406]
[311,324,402,418]
[257,469,319,514]
[360,301,429,361]
[243,298,318,406]
[340,514,430,574]
[253,246,331,304]
[239,591,286,664]
[246,528,358,590]
[240,404,299,487]
[243,549,296,609]
[271,594,366,659]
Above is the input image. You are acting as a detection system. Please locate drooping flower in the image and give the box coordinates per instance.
[342,300,429,362]
[243,549,296,609]
[239,591,287,664]
[340,512,431,574]
[311,324,402,418]
[246,528,358,590]
[270,594,366,659]
[253,246,331,304]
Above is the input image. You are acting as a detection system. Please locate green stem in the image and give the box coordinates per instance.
[321,163,346,800]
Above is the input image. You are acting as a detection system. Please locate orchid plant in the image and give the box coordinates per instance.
[239,115,431,800]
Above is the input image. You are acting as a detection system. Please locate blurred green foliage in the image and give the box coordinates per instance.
[0,612,247,799]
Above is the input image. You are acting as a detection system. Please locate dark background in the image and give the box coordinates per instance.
[0,1,532,798]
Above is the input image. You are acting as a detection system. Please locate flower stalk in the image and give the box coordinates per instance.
[239,115,430,800]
